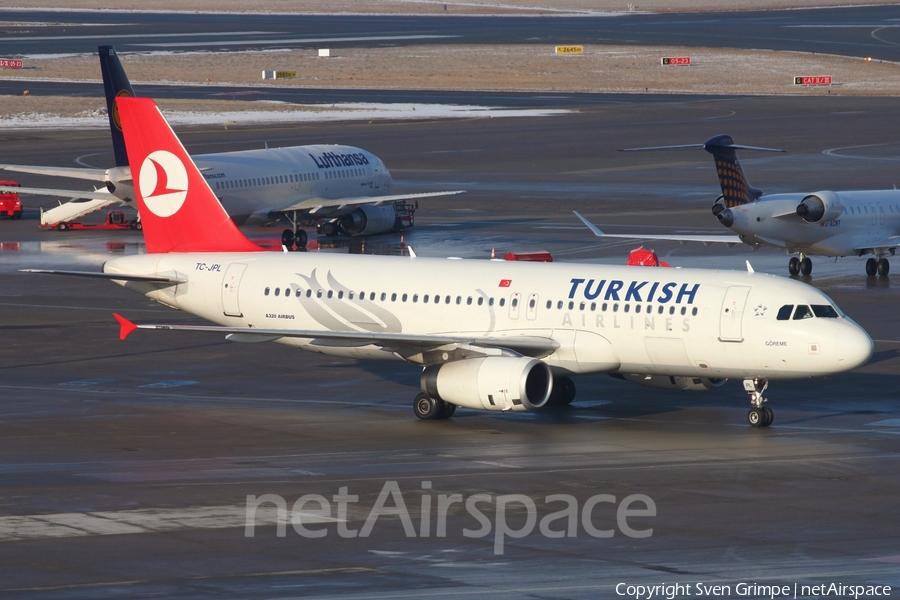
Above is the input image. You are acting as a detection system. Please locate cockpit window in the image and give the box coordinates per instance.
[811,304,839,318]
[776,305,793,321]
[792,305,813,320]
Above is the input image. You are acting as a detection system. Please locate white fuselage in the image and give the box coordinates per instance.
[729,190,900,256]
[103,253,872,381]
[112,144,393,225]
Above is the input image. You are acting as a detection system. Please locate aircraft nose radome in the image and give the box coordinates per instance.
[835,323,873,371]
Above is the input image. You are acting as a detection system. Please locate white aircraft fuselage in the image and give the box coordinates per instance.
[104,252,871,383]
[110,144,393,225]
[728,189,900,257]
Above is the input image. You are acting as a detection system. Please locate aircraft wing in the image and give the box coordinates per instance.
[1,184,115,201]
[573,211,743,246]
[0,164,108,182]
[853,237,900,252]
[112,313,559,357]
[277,190,466,214]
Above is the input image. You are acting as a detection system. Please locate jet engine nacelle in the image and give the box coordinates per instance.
[339,204,397,235]
[421,357,553,412]
[796,191,844,223]
[614,373,726,391]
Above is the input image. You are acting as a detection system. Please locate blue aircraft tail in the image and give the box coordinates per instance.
[622,135,785,208]
[98,45,136,168]
[702,134,768,208]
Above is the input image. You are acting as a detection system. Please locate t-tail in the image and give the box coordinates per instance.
[116,96,264,254]
[622,134,785,225]
[99,45,136,168]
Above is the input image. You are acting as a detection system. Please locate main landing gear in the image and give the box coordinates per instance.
[743,378,773,427]
[865,256,890,277]
[281,211,308,251]
[414,393,457,420]
[788,254,812,276]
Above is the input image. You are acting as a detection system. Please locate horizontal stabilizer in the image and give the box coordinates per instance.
[21,269,186,284]
[278,190,465,213]
[622,142,784,153]
[1,185,115,201]
[573,211,742,246]
[0,164,109,181]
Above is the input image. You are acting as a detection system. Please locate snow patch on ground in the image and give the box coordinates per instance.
[0,102,571,129]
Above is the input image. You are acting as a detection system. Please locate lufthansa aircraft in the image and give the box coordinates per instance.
[25,98,873,428]
[579,135,900,277]
[0,46,463,248]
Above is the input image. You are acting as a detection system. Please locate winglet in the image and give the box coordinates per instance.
[113,312,138,340]
[746,260,755,273]
[573,211,605,237]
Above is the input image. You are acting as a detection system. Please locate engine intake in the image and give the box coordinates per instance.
[422,357,553,412]
[796,191,844,223]
[715,207,734,228]
[612,373,726,391]
[339,204,397,236]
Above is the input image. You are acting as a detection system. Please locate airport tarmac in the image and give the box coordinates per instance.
[1,95,899,598]
[2,6,900,61]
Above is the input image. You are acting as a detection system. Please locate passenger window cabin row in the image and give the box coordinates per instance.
[262,287,700,316]
[213,167,369,190]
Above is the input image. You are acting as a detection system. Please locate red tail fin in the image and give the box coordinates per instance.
[116,96,263,254]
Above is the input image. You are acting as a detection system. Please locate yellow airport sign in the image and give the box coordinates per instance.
[555,46,584,54]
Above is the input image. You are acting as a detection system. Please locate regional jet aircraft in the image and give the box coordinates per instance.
[578,135,900,277]
[25,99,873,428]
[0,45,463,248]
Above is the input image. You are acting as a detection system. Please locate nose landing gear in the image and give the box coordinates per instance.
[743,378,773,427]
[281,211,308,251]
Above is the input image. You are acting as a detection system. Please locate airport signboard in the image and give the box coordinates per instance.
[0,59,23,69]
[661,57,691,66]
[794,76,832,86]
[555,46,584,54]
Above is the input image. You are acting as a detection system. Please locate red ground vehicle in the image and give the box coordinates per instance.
[0,181,23,219]
[44,210,141,231]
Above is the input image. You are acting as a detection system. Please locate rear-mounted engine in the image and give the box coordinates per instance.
[796,191,844,223]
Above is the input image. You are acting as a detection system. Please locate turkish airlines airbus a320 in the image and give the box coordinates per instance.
[25,97,874,428]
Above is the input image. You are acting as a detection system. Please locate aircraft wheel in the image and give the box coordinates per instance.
[295,229,308,248]
[440,402,457,419]
[877,258,890,276]
[57,222,67,231]
[762,406,774,427]
[866,258,878,276]
[800,257,812,276]
[788,256,800,276]
[414,393,445,420]
[281,229,294,249]
[747,408,766,428]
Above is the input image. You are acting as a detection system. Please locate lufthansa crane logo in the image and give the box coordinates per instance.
[138,150,188,217]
